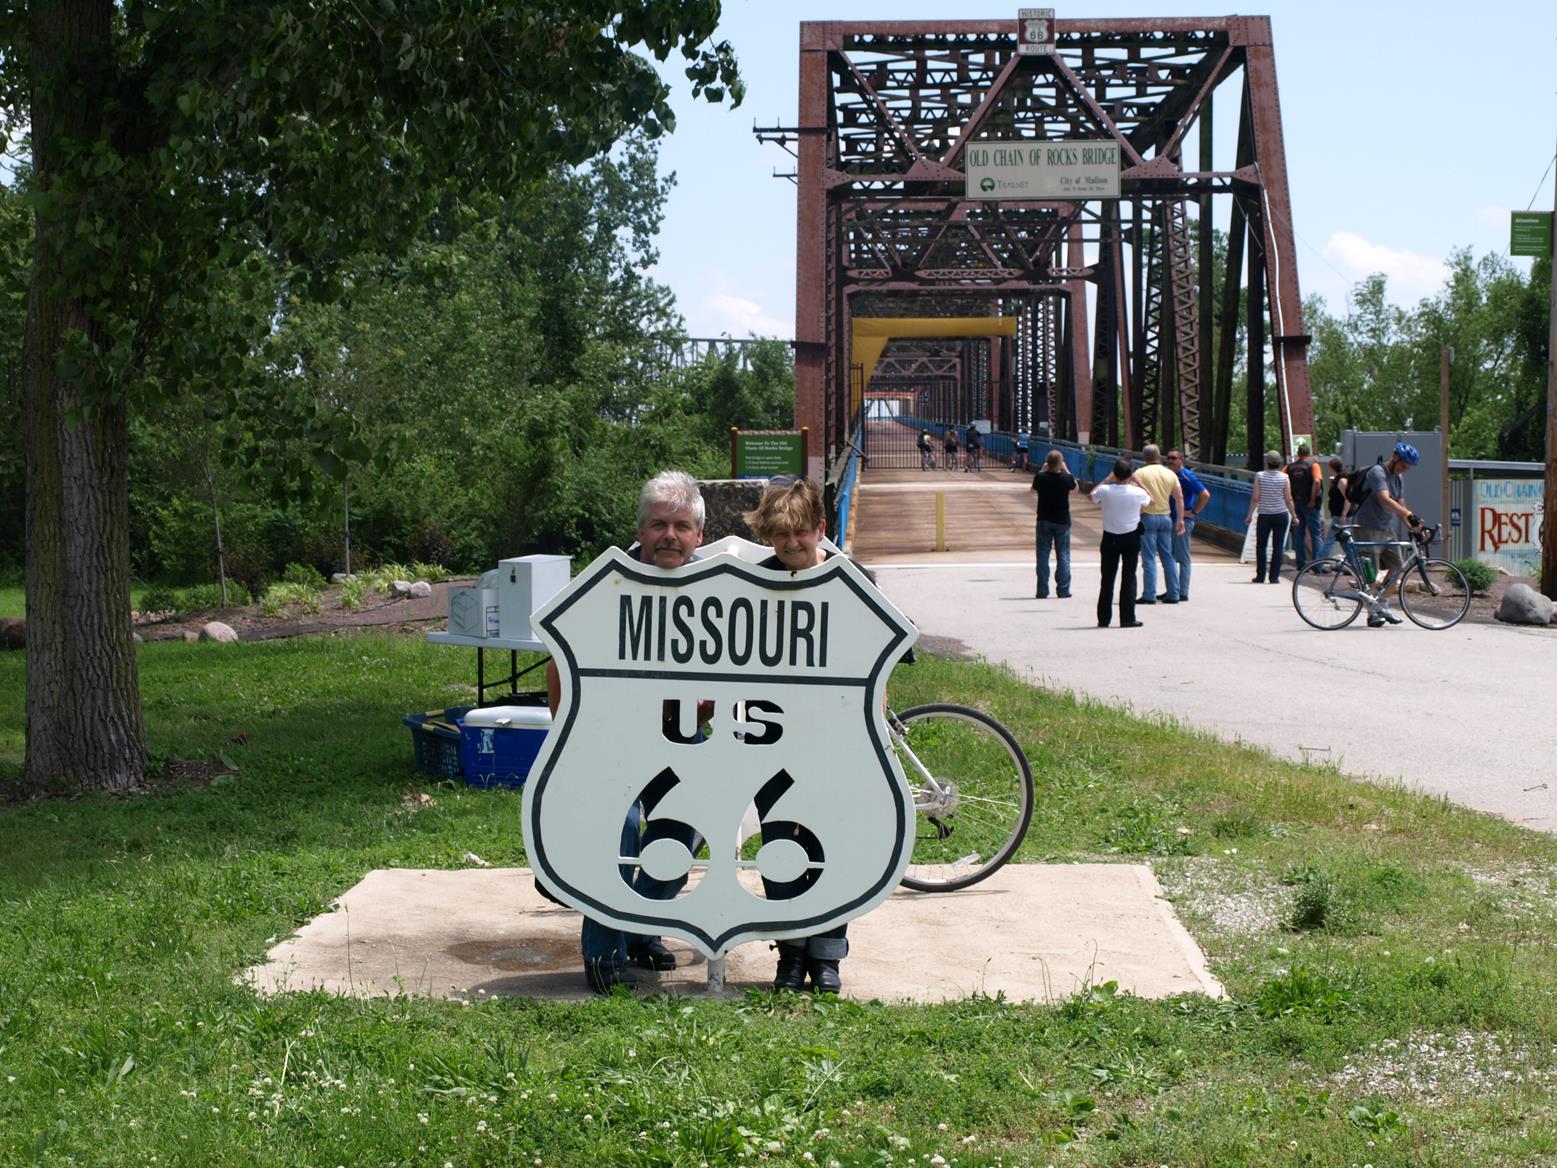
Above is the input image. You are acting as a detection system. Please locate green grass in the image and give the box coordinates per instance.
[0,584,19,619]
[4,638,1557,1166]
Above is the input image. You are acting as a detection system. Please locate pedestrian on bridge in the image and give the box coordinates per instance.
[1091,457,1152,629]
[1165,449,1210,603]
[942,427,959,469]
[1132,444,1184,605]
[1031,450,1076,599]
[1245,450,1297,584]
[917,430,935,470]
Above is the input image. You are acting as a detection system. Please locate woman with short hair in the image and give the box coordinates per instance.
[1245,450,1297,584]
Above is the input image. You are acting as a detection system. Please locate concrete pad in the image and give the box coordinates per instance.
[243,865,1223,1004]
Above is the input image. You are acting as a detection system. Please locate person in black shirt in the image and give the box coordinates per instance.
[1030,450,1077,599]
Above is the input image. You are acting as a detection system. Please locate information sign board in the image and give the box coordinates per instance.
[1510,211,1552,258]
[966,140,1120,201]
[732,429,806,479]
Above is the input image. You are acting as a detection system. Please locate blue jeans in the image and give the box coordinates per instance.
[1035,520,1072,597]
[581,801,701,970]
[1171,515,1196,600]
[1291,506,1322,572]
[1140,513,1177,601]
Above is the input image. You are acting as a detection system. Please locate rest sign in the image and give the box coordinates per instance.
[523,548,919,958]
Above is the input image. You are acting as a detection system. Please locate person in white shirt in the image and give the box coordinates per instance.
[1090,457,1153,628]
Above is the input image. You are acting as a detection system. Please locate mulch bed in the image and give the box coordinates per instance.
[133,579,473,643]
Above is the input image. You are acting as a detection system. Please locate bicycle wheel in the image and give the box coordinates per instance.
[1291,558,1365,630]
[1398,558,1471,630]
[889,703,1034,892]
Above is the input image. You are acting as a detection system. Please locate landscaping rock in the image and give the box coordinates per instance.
[409,581,433,598]
[389,580,414,599]
[0,617,24,651]
[1495,583,1553,627]
[183,630,200,643]
[331,572,355,584]
[199,621,239,643]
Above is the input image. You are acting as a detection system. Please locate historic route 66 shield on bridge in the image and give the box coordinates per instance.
[523,547,918,958]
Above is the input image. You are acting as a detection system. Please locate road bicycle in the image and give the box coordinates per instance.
[886,703,1035,892]
[1290,525,1471,631]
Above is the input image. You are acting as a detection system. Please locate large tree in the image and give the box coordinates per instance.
[3,1,739,794]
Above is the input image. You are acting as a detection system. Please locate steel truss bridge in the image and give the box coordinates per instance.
[761,15,1313,474]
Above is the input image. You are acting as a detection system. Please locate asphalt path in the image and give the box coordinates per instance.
[856,472,1557,834]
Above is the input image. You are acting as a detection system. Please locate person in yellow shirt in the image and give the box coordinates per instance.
[1132,444,1185,604]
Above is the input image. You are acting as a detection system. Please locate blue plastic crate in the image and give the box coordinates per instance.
[458,706,552,789]
[403,707,471,779]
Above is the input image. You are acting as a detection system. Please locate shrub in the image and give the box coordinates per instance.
[182,582,252,610]
[409,561,455,583]
[137,584,179,614]
[339,576,368,611]
[259,581,322,615]
[407,521,456,570]
[281,561,328,589]
[1453,557,1497,594]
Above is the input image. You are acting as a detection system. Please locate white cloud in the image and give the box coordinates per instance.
[1319,231,1449,306]
[695,292,789,339]
[1477,204,1511,230]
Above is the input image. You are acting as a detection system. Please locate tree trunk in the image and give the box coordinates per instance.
[23,0,149,794]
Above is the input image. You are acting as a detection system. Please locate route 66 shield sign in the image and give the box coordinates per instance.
[522,547,918,958]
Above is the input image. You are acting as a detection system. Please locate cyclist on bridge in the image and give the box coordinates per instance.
[1349,441,1426,628]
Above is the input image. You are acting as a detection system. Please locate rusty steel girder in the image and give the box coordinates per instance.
[777,14,1313,476]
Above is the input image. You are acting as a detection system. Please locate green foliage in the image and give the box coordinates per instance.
[280,562,327,589]
[1454,556,1498,594]
[181,582,252,611]
[258,581,321,616]
[1308,252,1550,459]
[137,585,179,615]
[338,576,368,611]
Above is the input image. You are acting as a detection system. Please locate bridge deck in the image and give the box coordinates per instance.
[848,466,1241,567]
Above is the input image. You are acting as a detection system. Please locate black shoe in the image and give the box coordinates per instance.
[1035,589,1049,599]
[1121,619,1145,628]
[807,957,841,994]
[1158,595,1179,604]
[585,963,635,995]
[1057,591,1071,599]
[628,939,676,971]
[1379,605,1403,625]
[773,945,808,992]
[1135,597,1156,605]
[1097,620,1111,628]
[1367,612,1387,628]
[1268,578,1281,584]
[1251,576,1264,584]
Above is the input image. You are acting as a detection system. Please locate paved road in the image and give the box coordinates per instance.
[853,470,1557,833]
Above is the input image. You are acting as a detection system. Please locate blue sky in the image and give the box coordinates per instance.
[649,1,1557,338]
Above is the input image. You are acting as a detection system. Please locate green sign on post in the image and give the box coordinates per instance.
[731,428,808,479]
[1510,211,1552,258]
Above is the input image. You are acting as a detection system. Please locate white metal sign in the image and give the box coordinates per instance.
[966,139,1121,200]
[524,548,918,958]
[1017,8,1056,55]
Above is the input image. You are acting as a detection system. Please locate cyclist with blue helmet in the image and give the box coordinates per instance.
[1350,442,1425,627]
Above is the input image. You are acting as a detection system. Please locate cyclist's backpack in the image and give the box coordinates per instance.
[1344,457,1384,511]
